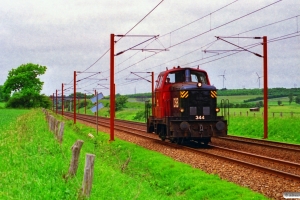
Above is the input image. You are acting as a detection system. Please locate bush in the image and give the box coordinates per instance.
[217,102,257,108]
[133,110,145,121]
[296,95,300,104]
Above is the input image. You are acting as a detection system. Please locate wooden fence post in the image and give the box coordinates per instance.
[68,140,84,176]
[82,154,95,197]
[58,122,64,143]
[46,112,49,123]
[55,119,60,137]
[52,116,56,132]
[48,115,51,130]
[50,116,53,131]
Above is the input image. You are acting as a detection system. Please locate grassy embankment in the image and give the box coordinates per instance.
[0,109,267,199]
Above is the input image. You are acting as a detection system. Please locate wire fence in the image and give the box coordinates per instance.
[230,111,300,118]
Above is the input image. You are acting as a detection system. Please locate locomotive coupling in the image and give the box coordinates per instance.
[180,121,189,130]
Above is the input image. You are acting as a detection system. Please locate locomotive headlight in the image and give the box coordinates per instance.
[216,108,220,113]
[180,108,184,112]
[197,82,202,87]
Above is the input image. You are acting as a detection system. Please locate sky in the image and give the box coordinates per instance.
[1,0,299,96]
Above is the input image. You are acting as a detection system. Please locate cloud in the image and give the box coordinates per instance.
[0,0,299,96]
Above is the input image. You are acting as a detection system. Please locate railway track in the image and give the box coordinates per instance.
[61,111,300,182]
[217,135,300,153]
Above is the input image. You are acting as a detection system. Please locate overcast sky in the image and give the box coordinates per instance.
[1,0,299,96]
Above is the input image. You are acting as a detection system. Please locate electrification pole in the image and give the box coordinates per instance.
[263,36,268,139]
[110,34,115,142]
[62,83,64,117]
[74,71,76,124]
[56,89,58,114]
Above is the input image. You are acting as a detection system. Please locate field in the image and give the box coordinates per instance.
[66,95,300,144]
[219,96,300,143]
[0,109,267,199]
[0,108,29,129]
[72,95,300,144]
[0,102,6,108]
[218,95,295,105]
[97,97,300,144]
[64,95,300,144]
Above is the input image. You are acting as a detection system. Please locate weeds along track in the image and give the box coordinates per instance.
[61,111,300,199]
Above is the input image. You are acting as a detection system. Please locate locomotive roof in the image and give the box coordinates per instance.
[159,66,207,76]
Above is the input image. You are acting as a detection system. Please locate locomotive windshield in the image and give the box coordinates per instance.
[155,68,209,89]
[167,69,208,84]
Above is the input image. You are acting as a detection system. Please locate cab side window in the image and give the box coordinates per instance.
[168,73,175,83]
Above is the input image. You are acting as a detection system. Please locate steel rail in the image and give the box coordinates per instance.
[62,111,300,151]
[61,111,300,181]
[217,135,300,153]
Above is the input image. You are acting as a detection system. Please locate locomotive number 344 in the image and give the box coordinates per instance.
[195,115,205,120]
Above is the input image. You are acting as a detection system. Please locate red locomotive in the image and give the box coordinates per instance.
[146,66,228,145]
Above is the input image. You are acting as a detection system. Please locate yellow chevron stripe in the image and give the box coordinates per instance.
[180,91,189,98]
[211,91,217,98]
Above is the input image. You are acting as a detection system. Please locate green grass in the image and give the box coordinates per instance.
[0,108,29,129]
[0,102,6,108]
[0,109,267,199]
[228,111,300,144]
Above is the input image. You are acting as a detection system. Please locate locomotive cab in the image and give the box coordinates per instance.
[147,67,228,145]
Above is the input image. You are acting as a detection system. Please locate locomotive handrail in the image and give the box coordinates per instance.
[144,100,151,122]
[225,99,229,126]
[220,99,230,126]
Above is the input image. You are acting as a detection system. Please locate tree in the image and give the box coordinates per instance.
[133,110,145,121]
[256,101,263,108]
[288,93,294,104]
[296,95,300,104]
[106,94,128,113]
[68,92,93,98]
[3,63,49,108]
[116,95,128,111]
[0,85,10,102]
